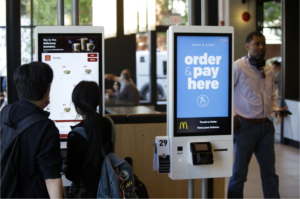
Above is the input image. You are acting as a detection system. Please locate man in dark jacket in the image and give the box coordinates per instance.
[113,71,140,105]
[1,62,63,198]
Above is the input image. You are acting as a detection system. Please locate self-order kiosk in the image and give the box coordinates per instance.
[166,26,234,180]
[35,26,104,139]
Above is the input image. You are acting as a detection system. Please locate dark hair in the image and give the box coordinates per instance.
[13,62,53,101]
[72,81,103,166]
[272,61,281,67]
[121,72,130,81]
[246,31,265,43]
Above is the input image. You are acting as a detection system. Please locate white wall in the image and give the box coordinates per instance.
[283,100,300,142]
[228,0,256,60]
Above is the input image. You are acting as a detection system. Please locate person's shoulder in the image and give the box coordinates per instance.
[264,63,272,70]
[67,132,88,150]
[234,56,247,66]
[35,118,59,134]
[264,63,275,76]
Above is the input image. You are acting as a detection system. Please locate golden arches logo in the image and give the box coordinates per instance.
[179,122,188,129]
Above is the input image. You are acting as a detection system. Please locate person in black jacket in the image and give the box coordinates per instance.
[64,81,113,198]
[0,62,63,198]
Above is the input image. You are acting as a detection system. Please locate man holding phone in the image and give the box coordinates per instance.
[228,31,289,198]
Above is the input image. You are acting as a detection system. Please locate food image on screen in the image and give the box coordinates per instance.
[85,69,92,74]
[72,43,80,52]
[64,107,71,112]
[64,70,71,74]
[87,43,94,52]
[81,38,88,51]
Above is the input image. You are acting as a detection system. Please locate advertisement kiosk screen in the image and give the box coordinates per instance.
[175,33,232,136]
[37,34,102,138]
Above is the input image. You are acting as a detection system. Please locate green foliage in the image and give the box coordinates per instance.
[79,0,92,25]
[263,2,281,26]
[156,0,188,25]
[24,0,92,26]
[32,0,58,26]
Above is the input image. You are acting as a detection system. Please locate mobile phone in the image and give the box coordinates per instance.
[280,110,292,115]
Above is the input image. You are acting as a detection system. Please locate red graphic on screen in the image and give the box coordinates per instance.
[45,55,51,61]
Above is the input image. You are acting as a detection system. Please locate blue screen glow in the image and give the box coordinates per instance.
[177,36,229,118]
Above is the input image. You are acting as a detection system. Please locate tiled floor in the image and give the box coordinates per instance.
[225,143,300,198]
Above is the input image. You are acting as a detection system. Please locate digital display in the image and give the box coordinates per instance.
[195,144,208,151]
[174,33,232,136]
[38,34,102,138]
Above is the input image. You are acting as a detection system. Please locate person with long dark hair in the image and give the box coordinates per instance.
[64,81,113,198]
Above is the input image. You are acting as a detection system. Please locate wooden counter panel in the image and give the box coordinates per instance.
[114,123,225,198]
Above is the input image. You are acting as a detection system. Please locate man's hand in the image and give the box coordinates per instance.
[275,106,288,118]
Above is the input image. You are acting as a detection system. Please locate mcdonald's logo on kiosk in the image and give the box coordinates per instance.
[179,122,188,129]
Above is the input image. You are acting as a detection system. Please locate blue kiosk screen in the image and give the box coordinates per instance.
[175,34,232,136]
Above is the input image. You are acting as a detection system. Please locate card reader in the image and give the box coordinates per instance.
[189,142,214,165]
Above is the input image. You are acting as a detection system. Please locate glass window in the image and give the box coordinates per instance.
[0,0,6,26]
[156,32,167,104]
[21,0,31,26]
[0,28,6,76]
[79,0,92,26]
[32,28,36,61]
[33,0,57,26]
[64,0,72,26]
[21,28,32,64]
[156,0,188,26]
[136,33,151,103]
[263,2,281,44]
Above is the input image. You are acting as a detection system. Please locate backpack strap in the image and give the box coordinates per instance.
[1,104,48,134]
[15,113,48,134]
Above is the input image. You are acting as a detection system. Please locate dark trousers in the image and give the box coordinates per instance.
[228,119,280,198]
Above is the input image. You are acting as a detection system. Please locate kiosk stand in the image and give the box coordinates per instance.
[154,25,234,198]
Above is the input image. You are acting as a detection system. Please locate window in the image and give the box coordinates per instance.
[263,2,281,44]
[156,0,188,26]
[0,0,6,77]
[136,33,150,103]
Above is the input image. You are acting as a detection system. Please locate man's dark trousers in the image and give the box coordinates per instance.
[228,118,280,198]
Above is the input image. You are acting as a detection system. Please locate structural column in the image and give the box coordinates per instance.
[6,0,21,103]
[57,0,64,26]
[72,0,79,25]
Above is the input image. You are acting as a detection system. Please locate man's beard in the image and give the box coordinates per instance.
[256,52,265,60]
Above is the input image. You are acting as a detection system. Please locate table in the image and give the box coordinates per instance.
[105,106,160,114]
[105,97,135,107]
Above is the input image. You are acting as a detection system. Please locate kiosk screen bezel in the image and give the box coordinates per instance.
[173,33,232,137]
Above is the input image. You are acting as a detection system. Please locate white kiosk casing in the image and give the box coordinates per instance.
[167,26,234,180]
[35,26,104,138]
